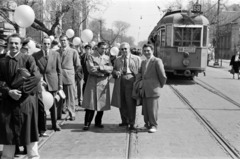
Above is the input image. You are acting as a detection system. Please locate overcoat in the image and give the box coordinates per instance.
[32,49,62,91]
[82,51,113,111]
[111,54,141,108]
[0,53,41,146]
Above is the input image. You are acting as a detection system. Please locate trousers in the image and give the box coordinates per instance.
[84,109,103,126]
[119,74,136,125]
[1,142,39,159]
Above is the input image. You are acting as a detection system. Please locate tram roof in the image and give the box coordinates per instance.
[148,10,209,40]
[159,12,209,26]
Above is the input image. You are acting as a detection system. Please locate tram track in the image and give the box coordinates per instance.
[168,84,240,159]
[194,78,240,109]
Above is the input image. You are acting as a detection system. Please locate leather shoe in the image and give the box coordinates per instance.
[129,125,136,130]
[69,116,76,121]
[83,126,89,130]
[148,127,157,133]
[119,123,128,127]
[52,125,61,131]
[94,124,104,128]
[40,132,49,137]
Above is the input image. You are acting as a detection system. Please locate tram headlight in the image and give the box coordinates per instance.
[183,59,190,67]
[183,52,189,58]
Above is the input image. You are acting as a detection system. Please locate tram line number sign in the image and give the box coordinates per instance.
[178,47,196,53]
[192,4,202,13]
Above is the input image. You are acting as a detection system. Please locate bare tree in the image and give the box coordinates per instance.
[0,0,110,36]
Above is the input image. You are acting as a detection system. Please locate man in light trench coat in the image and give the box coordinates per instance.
[81,42,113,130]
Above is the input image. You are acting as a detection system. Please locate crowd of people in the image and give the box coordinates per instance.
[0,33,167,159]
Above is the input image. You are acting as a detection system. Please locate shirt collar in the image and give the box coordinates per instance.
[122,53,130,59]
[146,55,154,61]
[6,51,21,59]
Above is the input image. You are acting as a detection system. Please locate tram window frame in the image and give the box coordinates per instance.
[173,27,202,47]
[202,26,208,47]
[160,29,165,46]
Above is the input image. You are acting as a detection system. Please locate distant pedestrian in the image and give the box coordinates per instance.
[57,35,81,121]
[0,39,7,54]
[81,44,93,93]
[230,47,240,79]
[111,42,141,130]
[82,42,113,130]
[139,44,167,133]
[51,40,60,51]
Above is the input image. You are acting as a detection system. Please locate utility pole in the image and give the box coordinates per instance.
[99,20,102,41]
[214,0,220,66]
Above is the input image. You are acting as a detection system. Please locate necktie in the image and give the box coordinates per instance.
[123,56,127,74]
[45,51,48,60]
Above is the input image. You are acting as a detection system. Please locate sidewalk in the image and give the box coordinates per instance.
[38,86,230,159]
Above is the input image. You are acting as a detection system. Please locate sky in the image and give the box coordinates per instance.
[91,0,238,45]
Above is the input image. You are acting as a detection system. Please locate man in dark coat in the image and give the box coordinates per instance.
[32,37,62,131]
[0,33,41,158]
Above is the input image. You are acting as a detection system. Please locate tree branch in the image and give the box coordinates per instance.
[51,4,71,34]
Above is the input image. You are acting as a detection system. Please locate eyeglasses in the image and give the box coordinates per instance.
[120,48,128,51]
[44,43,51,45]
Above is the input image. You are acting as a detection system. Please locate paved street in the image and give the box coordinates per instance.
[1,59,240,159]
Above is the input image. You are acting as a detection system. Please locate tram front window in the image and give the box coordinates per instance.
[174,27,201,47]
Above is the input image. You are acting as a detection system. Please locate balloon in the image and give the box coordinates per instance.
[49,35,54,41]
[66,29,75,38]
[14,5,35,28]
[110,47,119,56]
[90,41,96,46]
[42,91,54,111]
[73,37,81,46]
[115,43,120,48]
[81,29,93,42]
[83,42,88,46]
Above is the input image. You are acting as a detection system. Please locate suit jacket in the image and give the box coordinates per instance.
[32,49,62,91]
[140,56,167,98]
[57,47,81,85]
[111,54,141,108]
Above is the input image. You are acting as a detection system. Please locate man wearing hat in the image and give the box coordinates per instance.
[0,39,7,54]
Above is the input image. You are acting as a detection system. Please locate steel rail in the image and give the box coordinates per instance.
[169,84,240,159]
[194,78,240,109]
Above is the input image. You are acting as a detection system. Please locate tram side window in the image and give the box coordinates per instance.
[174,28,182,46]
[202,26,208,47]
[174,27,201,47]
[161,30,165,46]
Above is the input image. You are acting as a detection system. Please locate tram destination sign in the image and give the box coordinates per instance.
[178,47,196,53]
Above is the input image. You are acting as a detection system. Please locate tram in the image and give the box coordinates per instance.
[148,8,210,78]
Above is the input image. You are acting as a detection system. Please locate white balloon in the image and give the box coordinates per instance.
[49,35,54,41]
[14,5,35,28]
[73,37,81,46]
[81,29,93,42]
[115,43,120,48]
[66,29,75,38]
[42,91,54,111]
[110,47,119,56]
[90,41,96,46]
